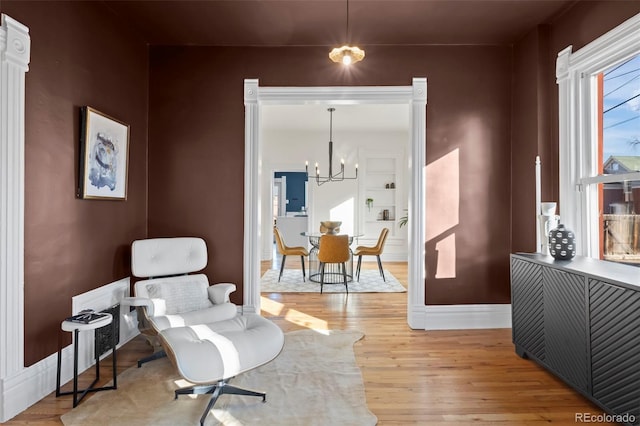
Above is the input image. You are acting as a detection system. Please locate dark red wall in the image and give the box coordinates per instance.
[148,45,513,305]
[2,0,639,366]
[2,1,149,366]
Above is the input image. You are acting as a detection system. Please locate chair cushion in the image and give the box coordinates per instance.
[146,280,213,315]
[353,246,380,256]
[132,237,207,278]
[281,246,309,256]
[150,302,238,331]
[159,314,284,384]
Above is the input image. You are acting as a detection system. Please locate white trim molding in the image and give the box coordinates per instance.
[425,304,512,330]
[243,78,428,329]
[0,14,30,423]
[556,12,640,258]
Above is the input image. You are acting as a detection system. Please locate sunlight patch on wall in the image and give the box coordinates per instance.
[426,149,460,279]
[435,233,456,279]
[330,197,355,235]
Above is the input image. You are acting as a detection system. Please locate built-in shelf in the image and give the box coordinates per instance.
[359,149,405,243]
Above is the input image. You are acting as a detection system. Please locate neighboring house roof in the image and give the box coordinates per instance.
[603,156,640,173]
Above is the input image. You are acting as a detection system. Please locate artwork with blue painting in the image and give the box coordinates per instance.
[79,107,130,200]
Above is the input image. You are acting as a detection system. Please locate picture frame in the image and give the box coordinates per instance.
[78,106,130,200]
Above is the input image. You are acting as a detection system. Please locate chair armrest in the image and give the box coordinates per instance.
[208,283,237,304]
[122,296,155,316]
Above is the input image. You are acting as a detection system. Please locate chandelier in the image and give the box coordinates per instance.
[306,107,358,186]
[329,0,365,65]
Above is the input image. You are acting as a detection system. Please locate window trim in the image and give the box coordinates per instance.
[556,12,640,258]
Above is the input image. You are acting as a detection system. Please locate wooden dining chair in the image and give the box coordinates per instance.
[273,227,308,282]
[317,234,350,294]
[353,227,390,281]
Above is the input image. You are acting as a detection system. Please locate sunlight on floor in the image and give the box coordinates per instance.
[284,308,328,330]
[260,295,328,330]
[260,296,284,316]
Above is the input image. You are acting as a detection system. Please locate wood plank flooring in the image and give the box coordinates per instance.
[5,261,614,425]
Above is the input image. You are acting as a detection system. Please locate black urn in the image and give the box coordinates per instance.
[548,224,576,260]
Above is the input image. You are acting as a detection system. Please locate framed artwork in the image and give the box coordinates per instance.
[78,106,130,200]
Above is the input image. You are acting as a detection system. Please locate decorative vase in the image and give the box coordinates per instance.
[320,221,342,235]
[548,224,576,260]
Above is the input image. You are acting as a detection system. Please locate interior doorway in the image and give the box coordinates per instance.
[243,79,427,329]
[273,176,286,220]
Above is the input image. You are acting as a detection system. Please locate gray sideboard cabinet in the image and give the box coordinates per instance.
[511,253,640,425]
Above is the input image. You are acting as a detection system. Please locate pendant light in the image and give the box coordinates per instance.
[306,107,358,186]
[329,0,365,65]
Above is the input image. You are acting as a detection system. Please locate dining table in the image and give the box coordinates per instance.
[301,232,363,283]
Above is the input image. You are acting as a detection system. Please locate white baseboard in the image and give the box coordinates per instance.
[0,278,139,422]
[424,304,512,330]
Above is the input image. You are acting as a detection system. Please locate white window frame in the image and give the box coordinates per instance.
[556,12,640,258]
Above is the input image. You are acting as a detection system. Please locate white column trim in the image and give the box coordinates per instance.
[0,14,30,422]
[243,79,428,328]
[243,79,261,314]
[408,78,427,329]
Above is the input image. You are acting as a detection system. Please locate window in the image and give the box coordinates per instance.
[599,57,640,263]
[557,14,640,266]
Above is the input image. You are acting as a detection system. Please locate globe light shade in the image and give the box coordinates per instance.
[329,45,365,65]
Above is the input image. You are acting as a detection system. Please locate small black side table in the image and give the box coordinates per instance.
[56,313,117,407]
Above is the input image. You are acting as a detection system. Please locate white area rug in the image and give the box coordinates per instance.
[261,268,406,293]
[61,329,377,426]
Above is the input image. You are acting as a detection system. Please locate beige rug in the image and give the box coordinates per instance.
[261,269,406,293]
[61,329,377,426]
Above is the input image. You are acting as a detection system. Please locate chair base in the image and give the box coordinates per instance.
[278,254,306,282]
[175,379,266,426]
[355,255,386,282]
[137,349,166,368]
[319,262,349,294]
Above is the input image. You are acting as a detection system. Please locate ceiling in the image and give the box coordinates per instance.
[101,0,577,131]
[103,0,577,47]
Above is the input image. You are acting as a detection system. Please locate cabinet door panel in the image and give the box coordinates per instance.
[511,258,544,360]
[590,280,640,422]
[543,268,588,392]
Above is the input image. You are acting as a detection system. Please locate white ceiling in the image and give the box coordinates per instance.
[261,104,410,132]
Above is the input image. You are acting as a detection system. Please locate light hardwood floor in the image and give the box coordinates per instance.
[6,261,613,425]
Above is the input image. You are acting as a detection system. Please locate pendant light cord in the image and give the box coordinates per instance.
[346,0,350,42]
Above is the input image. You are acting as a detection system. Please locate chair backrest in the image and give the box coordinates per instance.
[273,227,287,253]
[318,234,350,263]
[132,237,207,278]
[375,228,390,252]
[131,237,214,317]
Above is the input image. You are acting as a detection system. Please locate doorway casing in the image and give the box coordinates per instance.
[243,78,427,328]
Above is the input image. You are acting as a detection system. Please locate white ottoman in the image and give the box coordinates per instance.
[159,313,284,425]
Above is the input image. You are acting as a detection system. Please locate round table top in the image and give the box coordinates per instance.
[301,232,364,238]
[61,313,113,332]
